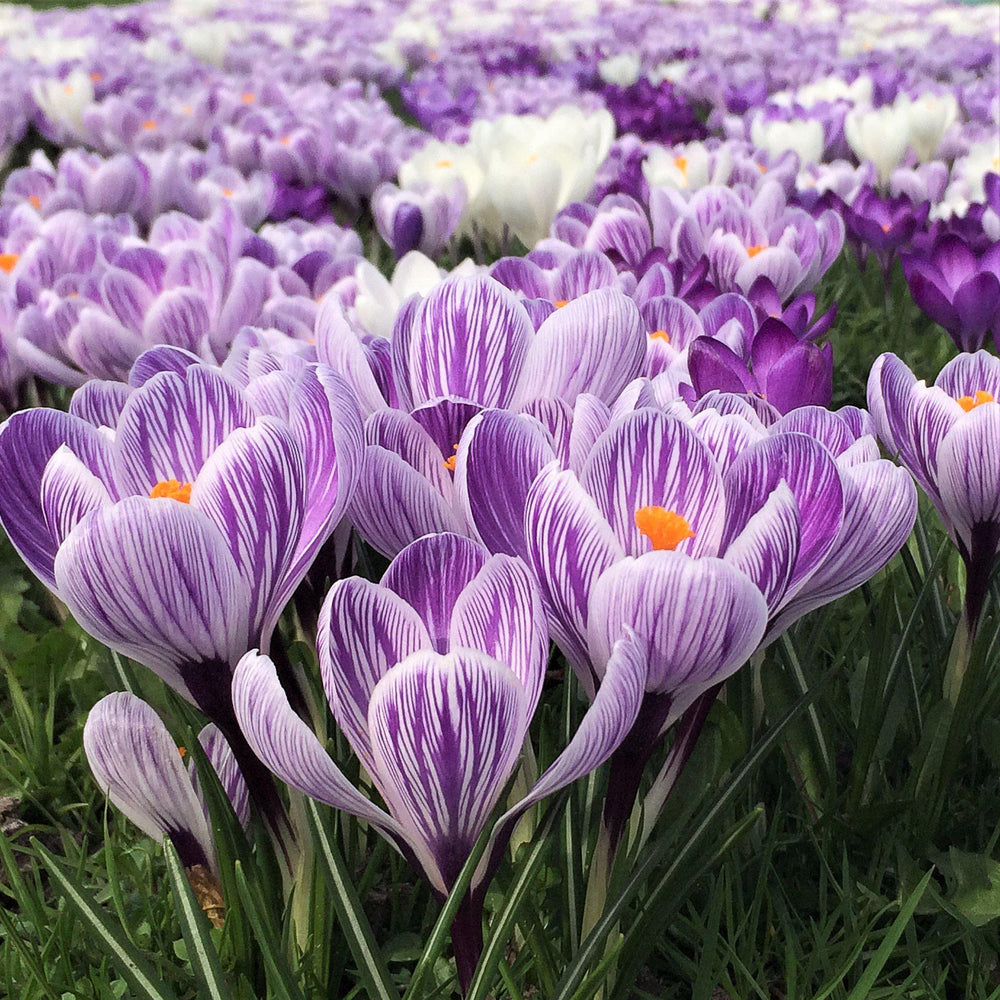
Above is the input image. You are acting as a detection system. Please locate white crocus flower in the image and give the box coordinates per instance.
[898,92,959,162]
[844,103,910,185]
[643,141,732,192]
[598,53,642,88]
[31,69,94,133]
[750,117,825,165]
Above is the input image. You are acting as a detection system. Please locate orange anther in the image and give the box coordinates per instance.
[746,244,767,258]
[649,329,670,343]
[957,390,995,412]
[634,506,695,551]
[150,479,192,503]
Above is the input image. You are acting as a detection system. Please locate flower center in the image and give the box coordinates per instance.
[553,299,569,308]
[90,71,103,83]
[241,91,255,104]
[28,195,41,209]
[649,329,670,343]
[0,253,19,273]
[141,119,157,131]
[673,155,688,175]
[442,444,458,472]
[434,158,453,168]
[746,244,767,258]
[957,390,995,412]
[150,479,192,503]
[634,506,695,551]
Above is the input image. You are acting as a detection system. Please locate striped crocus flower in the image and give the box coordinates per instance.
[0,346,361,827]
[868,350,1000,633]
[232,533,645,992]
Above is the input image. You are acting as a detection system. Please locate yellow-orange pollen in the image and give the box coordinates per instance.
[28,195,41,209]
[649,329,670,343]
[746,244,767,258]
[553,299,569,308]
[177,746,187,758]
[0,253,19,274]
[957,390,995,412]
[442,444,458,472]
[634,506,695,551]
[241,91,255,104]
[434,158,453,168]
[673,155,687,174]
[141,119,158,131]
[150,479,192,503]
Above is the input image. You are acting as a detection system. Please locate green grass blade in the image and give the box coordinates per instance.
[304,798,398,1000]
[33,838,179,1000]
[844,868,935,1000]
[161,840,233,1000]
[465,796,563,1000]
[232,861,307,1000]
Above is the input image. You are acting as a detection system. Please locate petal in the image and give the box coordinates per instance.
[588,551,767,697]
[84,692,216,871]
[0,408,116,588]
[511,288,646,407]
[524,464,625,695]
[195,724,250,829]
[581,409,725,557]
[69,380,132,428]
[455,409,556,559]
[314,297,388,416]
[348,444,466,559]
[142,289,212,356]
[723,432,844,599]
[40,445,113,544]
[382,533,490,651]
[190,418,306,642]
[113,366,255,497]
[318,577,431,774]
[396,276,533,409]
[53,496,251,700]
[128,345,205,388]
[368,649,529,893]
[450,553,549,715]
[232,650,400,834]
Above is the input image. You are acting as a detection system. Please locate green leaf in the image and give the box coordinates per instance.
[161,840,233,1000]
[303,798,398,1000]
[844,868,934,999]
[33,838,179,1000]
[947,850,1000,927]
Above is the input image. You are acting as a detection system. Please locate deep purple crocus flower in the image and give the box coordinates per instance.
[901,234,1000,352]
[232,533,645,991]
[843,187,930,266]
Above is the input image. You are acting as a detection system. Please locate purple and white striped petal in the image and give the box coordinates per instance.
[382,533,489,651]
[69,380,132,428]
[768,460,917,636]
[0,408,117,589]
[318,578,431,774]
[397,277,533,410]
[451,554,549,714]
[314,297,387,416]
[348,445,467,559]
[113,367,254,497]
[190,418,305,644]
[524,464,625,696]
[511,289,645,408]
[40,445,113,546]
[588,551,767,703]
[195,724,250,829]
[54,497,251,699]
[84,692,217,872]
[455,409,556,559]
[723,433,844,600]
[232,650,401,835]
[581,409,725,558]
[367,650,529,893]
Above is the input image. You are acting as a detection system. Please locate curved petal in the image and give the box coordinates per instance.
[318,578,431,774]
[84,692,217,872]
[314,297,387,416]
[40,445,113,545]
[113,366,255,497]
[511,288,645,407]
[367,649,529,893]
[0,408,117,589]
[190,418,305,643]
[588,550,767,697]
[450,553,549,715]
[524,464,625,695]
[232,650,400,835]
[581,409,725,557]
[455,409,556,559]
[54,496,251,700]
[69,380,133,428]
[195,724,250,829]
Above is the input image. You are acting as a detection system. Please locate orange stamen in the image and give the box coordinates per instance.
[177,746,187,758]
[279,136,292,146]
[141,119,157,131]
[241,91,255,104]
[553,299,569,308]
[880,223,891,233]
[674,155,688,174]
[221,188,234,197]
[649,329,670,343]
[150,479,192,503]
[957,390,995,412]
[434,158,453,168]
[89,71,103,83]
[28,195,41,209]
[634,506,695,551]
[0,253,19,273]
[443,444,458,472]
[746,244,767,258]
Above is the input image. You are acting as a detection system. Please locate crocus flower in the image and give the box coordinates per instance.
[372,179,466,259]
[232,533,645,990]
[901,234,1000,352]
[84,692,249,882]
[0,348,361,826]
[868,351,1000,631]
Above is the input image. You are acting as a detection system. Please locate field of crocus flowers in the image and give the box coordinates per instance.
[0,0,998,997]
